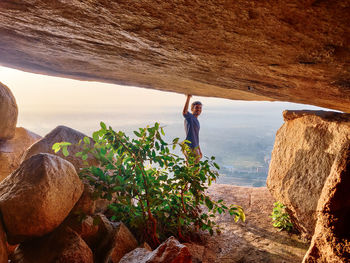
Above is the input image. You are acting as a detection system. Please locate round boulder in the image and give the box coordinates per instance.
[12,226,93,263]
[21,125,97,172]
[0,153,84,244]
[0,82,18,140]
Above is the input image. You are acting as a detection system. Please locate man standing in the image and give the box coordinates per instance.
[183,94,202,161]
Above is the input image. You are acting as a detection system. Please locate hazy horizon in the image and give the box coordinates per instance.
[0,66,330,186]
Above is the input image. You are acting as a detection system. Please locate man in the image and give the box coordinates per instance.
[183,94,202,161]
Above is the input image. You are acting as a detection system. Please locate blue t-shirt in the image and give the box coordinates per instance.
[183,111,200,148]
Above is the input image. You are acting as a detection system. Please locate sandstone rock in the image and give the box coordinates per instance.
[0,153,84,244]
[95,198,113,214]
[0,2,349,112]
[120,236,191,263]
[6,242,18,261]
[0,127,41,182]
[119,248,150,263]
[21,125,97,172]
[89,214,138,263]
[303,143,350,263]
[183,243,205,263]
[64,215,99,248]
[109,222,139,263]
[70,182,96,216]
[140,242,152,251]
[0,219,7,263]
[12,226,93,263]
[0,82,17,140]
[267,110,350,239]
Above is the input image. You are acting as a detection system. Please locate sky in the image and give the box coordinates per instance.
[0,65,328,137]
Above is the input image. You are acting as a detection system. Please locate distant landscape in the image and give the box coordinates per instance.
[1,66,328,187]
[17,103,325,187]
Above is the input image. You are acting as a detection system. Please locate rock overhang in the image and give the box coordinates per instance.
[0,0,349,111]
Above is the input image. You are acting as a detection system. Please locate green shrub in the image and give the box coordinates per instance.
[270,201,293,232]
[53,122,245,247]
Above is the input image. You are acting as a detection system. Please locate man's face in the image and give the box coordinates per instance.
[192,104,202,117]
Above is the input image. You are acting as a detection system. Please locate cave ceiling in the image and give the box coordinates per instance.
[0,0,349,111]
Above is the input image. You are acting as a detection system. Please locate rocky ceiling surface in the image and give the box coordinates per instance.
[0,0,349,111]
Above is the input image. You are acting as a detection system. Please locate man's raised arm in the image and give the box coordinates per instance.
[183,94,192,116]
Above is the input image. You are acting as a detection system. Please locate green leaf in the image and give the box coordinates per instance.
[52,142,60,152]
[213,162,220,169]
[62,147,69,157]
[205,197,213,210]
[83,137,90,145]
[133,131,141,137]
[100,122,107,130]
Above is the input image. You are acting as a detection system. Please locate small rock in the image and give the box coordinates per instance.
[0,127,41,182]
[109,222,139,263]
[70,182,96,216]
[64,215,99,248]
[0,153,83,244]
[119,248,149,263]
[140,242,152,251]
[91,214,138,263]
[0,82,18,140]
[120,236,191,263]
[12,226,93,263]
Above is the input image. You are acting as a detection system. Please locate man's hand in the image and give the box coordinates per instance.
[183,94,192,115]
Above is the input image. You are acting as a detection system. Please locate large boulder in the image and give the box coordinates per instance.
[0,127,41,182]
[303,143,350,263]
[21,125,97,172]
[0,219,7,263]
[120,236,191,263]
[267,110,350,239]
[0,153,84,244]
[0,82,17,140]
[12,226,93,263]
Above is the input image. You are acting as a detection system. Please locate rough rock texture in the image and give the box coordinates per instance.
[267,110,350,239]
[12,226,94,263]
[22,125,97,172]
[0,81,17,140]
[0,153,84,244]
[109,222,139,263]
[65,215,99,248]
[89,214,138,263]
[183,243,205,263]
[0,127,41,182]
[0,219,7,263]
[120,236,191,263]
[0,1,349,111]
[70,182,96,216]
[303,143,350,263]
[205,184,309,263]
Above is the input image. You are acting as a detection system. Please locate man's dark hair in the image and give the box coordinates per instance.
[191,101,202,109]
